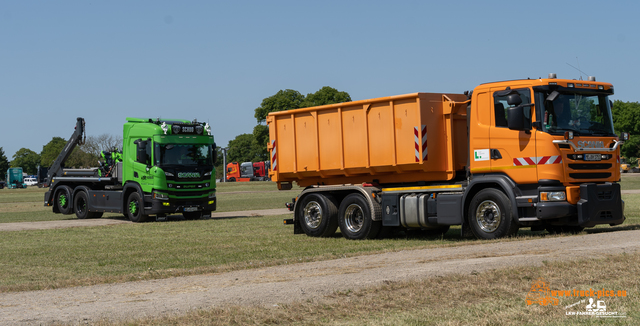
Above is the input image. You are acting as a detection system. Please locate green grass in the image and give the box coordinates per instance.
[0,177,638,294]
[620,172,640,190]
[0,214,470,292]
[0,182,299,223]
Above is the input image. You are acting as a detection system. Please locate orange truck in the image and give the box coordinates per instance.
[226,161,271,182]
[267,74,627,240]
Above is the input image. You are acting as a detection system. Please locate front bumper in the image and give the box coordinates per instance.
[536,183,624,227]
[147,195,217,215]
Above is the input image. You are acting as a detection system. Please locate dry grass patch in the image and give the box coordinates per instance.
[111,252,639,325]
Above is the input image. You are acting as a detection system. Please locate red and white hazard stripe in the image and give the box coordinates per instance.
[513,156,562,166]
[271,139,277,171]
[414,125,427,162]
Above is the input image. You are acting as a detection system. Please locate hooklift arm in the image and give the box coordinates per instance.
[47,117,86,180]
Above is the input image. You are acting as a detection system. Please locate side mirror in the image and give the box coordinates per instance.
[507,106,527,131]
[134,139,149,165]
[621,132,630,141]
[507,94,522,106]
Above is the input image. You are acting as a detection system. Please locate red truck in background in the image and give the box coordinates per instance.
[226,161,271,182]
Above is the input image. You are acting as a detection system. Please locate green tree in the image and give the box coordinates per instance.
[11,148,41,175]
[300,86,351,108]
[254,89,305,124]
[40,137,67,167]
[252,86,351,160]
[40,136,102,169]
[252,124,270,154]
[611,100,640,158]
[227,134,265,163]
[0,147,9,180]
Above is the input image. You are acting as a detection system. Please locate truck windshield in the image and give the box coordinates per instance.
[154,143,213,167]
[536,91,615,136]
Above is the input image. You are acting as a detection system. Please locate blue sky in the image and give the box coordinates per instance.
[1,1,638,160]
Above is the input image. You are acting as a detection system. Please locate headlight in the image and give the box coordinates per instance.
[204,171,212,177]
[208,191,215,199]
[165,172,174,177]
[153,191,169,201]
[540,191,566,202]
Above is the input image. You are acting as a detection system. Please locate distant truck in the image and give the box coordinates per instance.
[6,168,27,189]
[270,74,626,240]
[44,117,217,222]
[226,161,271,182]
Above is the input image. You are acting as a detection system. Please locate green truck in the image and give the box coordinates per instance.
[44,117,217,222]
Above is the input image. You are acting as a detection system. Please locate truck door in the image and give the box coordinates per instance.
[489,87,538,183]
[132,138,153,189]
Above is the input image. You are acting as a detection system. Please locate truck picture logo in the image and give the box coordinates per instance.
[178,172,200,178]
[576,141,604,149]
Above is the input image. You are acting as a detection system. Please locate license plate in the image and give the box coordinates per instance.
[584,154,601,161]
[184,207,199,212]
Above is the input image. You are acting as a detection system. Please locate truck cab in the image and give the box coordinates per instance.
[467,75,624,234]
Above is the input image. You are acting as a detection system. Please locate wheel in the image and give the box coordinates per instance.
[228,177,236,182]
[338,193,381,240]
[74,191,90,219]
[467,188,518,239]
[126,192,149,223]
[183,211,203,220]
[55,186,74,215]
[546,225,584,234]
[297,193,339,237]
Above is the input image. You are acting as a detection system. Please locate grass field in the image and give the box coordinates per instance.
[0,181,301,223]
[0,177,639,324]
[0,177,639,294]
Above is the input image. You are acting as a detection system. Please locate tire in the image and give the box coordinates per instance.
[74,191,91,219]
[468,188,518,239]
[55,186,74,215]
[228,177,236,182]
[338,193,381,240]
[297,193,339,237]
[546,225,584,235]
[183,211,203,220]
[126,192,149,223]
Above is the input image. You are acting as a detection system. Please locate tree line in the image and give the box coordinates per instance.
[216,86,350,178]
[2,96,637,181]
[0,86,351,181]
[0,134,121,180]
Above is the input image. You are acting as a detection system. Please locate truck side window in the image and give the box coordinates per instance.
[493,89,532,128]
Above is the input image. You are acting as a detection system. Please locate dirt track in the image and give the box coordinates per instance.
[0,208,291,232]
[1,227,639,325]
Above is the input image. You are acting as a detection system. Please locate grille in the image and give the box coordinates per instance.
[597,191,614,200]
[168,189,211,197]
[569,173,611,179]
[568,163,612,170]
[599,211,614,220]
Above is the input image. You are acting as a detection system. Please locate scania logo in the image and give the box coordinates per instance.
[576,141,605,149]
[178,172,200,178]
